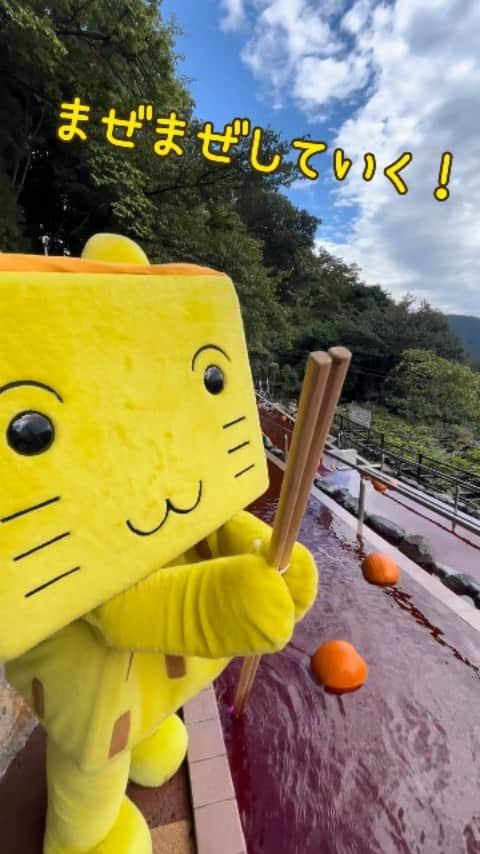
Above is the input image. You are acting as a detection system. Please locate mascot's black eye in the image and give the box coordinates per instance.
[7,411,55,456]
[204,365,225,395]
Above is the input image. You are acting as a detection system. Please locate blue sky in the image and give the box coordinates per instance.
[162,1,480,316]
[162,0,356,241]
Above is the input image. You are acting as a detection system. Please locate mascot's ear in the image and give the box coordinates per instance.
[81,233,149,265]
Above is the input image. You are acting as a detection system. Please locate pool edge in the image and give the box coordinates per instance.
[184,684,247,854]
[267,449,480,640]
[184,448,480,854]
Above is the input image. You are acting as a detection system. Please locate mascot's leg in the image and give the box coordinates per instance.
[129,714,188,788]
[44,739,152,854]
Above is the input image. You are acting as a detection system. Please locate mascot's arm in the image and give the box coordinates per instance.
[217,511,318,621]
[85,553,294,658]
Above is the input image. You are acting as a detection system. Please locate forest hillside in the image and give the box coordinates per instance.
[1,0,477,462]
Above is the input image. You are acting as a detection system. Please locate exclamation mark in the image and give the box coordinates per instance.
[434,152,453,202]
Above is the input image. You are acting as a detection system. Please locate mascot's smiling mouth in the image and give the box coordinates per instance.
[126,481,203,537]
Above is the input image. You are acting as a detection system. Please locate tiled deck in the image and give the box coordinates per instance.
[0,678,243,854]
[184,685,246,854]
[0,679,196,853]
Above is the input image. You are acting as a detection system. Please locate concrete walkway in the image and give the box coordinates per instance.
[260,403,480,579]
[322,455,480,579]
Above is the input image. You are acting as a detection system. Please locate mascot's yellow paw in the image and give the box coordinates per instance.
[44,797,152,854]
[217,512,319,623]
[129,714,188,788]
[282,539,318,621]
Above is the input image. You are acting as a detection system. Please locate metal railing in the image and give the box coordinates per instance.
[257,394,480,542]
[325,447,480,540]
[332,413,480,517]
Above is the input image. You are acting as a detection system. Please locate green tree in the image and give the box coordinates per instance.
[0,0,292,355]
[0,0,470,407]
[385,349,480,423]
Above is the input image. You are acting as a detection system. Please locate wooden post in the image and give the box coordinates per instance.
[357,476,366,541]
[379,433,385,471]
[234,347,352,717]
[416,453,423,483]
[452,484,460,533]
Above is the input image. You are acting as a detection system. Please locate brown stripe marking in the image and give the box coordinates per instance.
[109,711,131,758]
[166,655,186,679]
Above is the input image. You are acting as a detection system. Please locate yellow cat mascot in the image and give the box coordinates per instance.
[0,234,318,853]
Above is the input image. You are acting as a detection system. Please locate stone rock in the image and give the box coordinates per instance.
[262,433,273,450]
[442,573,468,595]
[453,573,480,599]
[0,667,36,778]
[430,561,456,581]
[398,534,435,570]
[339,493,359,517]
[460,594,477,608]
[271,447,284,459]
[367,515,406,546]
[315,479,344,499]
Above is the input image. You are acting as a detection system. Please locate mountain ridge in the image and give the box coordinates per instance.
[447,314,480,363]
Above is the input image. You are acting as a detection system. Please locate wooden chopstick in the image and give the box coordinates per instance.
[273,347,351,568]
[268,352,333,570]
[234,347,351,717]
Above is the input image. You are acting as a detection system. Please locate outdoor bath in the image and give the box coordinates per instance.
[217,460,480,854]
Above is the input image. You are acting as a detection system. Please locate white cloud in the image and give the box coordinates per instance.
[342,0,373,35]
[293,54,370,108]
[236,0,375,110]
[238,0,340,106]
[290,178,317,191]
[219,0,480,315]
[220,0,245,31]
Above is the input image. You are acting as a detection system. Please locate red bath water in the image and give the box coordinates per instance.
[216,462,480,854]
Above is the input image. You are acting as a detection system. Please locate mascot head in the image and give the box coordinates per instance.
[0,234,268,659]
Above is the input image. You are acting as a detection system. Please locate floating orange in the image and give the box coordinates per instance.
[372,479,388,492]
[311,640,368,693]
[362,552,400,586]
